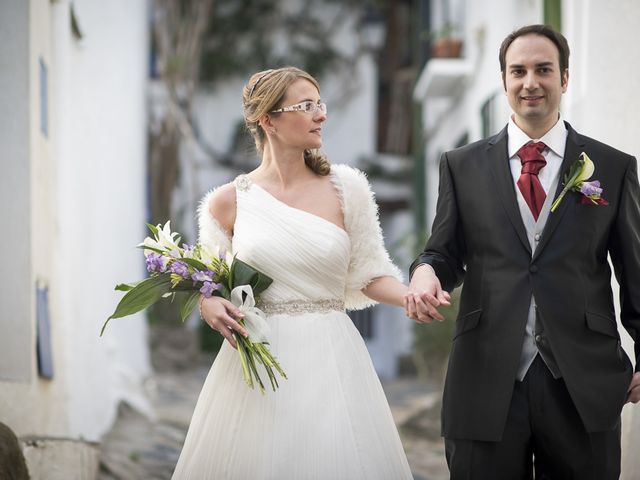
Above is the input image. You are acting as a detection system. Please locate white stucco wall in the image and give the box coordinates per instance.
[0,0,151,443]
[52,0,152,440]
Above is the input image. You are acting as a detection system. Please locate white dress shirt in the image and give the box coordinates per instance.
[508,114,567,196]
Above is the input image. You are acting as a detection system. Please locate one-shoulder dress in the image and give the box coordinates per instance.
[172,165,412,479]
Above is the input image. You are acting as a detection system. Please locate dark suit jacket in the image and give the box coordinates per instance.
[411,122,640,442]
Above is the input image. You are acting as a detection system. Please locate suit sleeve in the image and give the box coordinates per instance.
[410,152,466,292]
[609,156,640,371]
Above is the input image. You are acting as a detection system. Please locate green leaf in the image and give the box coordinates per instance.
[181,257,210,271]
[217,284,231,299]
[101,273,174,336]
[114,282,140,292]
[181,291,200,322]
[136,244,165,255]
[229,257,273,296]
[171,281,200,292]
[146,223,159,236]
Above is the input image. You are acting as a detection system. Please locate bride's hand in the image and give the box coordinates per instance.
[199,296,248,349]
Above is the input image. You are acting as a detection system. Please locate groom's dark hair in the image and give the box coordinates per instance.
[499,24,570,77]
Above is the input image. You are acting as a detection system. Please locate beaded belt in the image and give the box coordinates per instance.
[257,299,345,315]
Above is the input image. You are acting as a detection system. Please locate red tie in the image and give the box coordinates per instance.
[516,142,547,220]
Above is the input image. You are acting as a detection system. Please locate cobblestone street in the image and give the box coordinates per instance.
[98,326,449,479]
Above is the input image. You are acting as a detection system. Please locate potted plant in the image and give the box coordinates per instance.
[429,22,463,58]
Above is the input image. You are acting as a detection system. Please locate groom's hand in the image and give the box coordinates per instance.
[405,264,451,323]
[627,372,640,404]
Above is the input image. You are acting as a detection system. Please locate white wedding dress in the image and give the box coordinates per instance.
[172,167,412,479]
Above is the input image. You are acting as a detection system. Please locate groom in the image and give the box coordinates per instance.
[407,24,640,478]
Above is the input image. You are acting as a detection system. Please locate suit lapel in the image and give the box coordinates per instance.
[487,127,532,256]
[532,123,586,261]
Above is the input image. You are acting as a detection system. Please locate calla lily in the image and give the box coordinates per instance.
[575,152,594,183]
[230,285,271,343]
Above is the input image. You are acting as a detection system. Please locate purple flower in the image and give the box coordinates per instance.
[145,252,167,273]
[182,243,196,257]
[191,269,214,283]
[199,281,221,298]
[580,180,603,198]
[169,260,190,279]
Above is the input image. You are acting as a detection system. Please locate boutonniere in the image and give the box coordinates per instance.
[550,152,609,212]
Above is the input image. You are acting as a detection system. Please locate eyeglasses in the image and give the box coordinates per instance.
[271,101,327,115]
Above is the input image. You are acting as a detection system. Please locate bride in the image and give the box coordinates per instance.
[172,66,413,479]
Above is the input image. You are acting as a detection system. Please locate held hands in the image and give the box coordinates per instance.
[199,296,248,349]
[627,372,640,404]
[404,264,451,323]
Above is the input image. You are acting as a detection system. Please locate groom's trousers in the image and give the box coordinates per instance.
[444,355,621,480]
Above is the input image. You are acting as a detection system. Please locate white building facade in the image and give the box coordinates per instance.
[0,0,151,476]
[414,0,640,476]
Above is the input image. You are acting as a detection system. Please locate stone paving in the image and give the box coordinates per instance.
[98,327,449,479]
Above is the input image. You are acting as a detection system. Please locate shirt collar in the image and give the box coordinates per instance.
[507,114,567,158]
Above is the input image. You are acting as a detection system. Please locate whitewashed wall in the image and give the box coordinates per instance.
[52,0,152,440]
[0,0,151,444]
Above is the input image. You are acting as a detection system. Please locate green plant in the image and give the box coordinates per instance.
[420,21,460,42]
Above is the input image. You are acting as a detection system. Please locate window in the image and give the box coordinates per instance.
[39,58,48,137]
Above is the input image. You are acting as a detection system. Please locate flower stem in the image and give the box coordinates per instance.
[235,335,253,389]
[550,184,570,212]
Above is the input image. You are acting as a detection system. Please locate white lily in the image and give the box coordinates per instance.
[139,235,164,255]
[199,244,222,266]
[230,285,271,343]
[156,221,181,250]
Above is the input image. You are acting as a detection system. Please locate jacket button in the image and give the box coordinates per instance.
[529,265,538,273]
[535,334,542,343]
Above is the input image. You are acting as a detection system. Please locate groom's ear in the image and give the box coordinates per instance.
[561,69,569,93]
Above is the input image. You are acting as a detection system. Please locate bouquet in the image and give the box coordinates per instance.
[102,222,287,393]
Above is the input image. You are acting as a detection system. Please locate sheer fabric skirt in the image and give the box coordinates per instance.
[172,311,412,479]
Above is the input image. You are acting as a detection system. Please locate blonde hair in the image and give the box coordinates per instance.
[242,67,330,176]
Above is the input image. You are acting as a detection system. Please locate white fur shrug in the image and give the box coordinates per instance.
[197,164,402,311]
